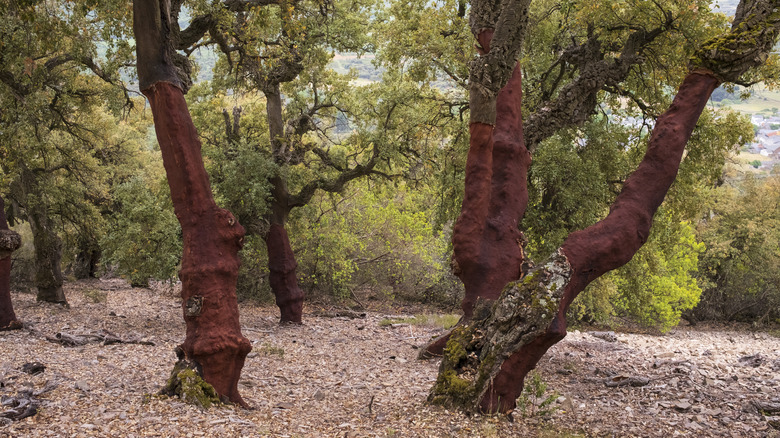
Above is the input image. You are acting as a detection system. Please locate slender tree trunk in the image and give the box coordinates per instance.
[134,0,251,406]
[0,197,22,330]
[265,222,303,323]
[430,71,721,413]
[264,83,304,324]
[13,168,67,304]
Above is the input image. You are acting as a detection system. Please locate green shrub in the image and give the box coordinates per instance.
[289,181,456,305]
[693,175,780,323]
[235,235,273,303]
[100,175,181,287]
[518,371,559,418]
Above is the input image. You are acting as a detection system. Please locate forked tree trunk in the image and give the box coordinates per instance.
[134,0,251,406]
[452,32,529,319]
[0,197,22,330]
[430,0,780,414]
[423,30,530,357]
[431,70,720,414]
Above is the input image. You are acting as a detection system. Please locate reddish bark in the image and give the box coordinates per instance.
[0,197,22,331]
[265,223,304,323]
[143,82,252,406]
[432,0,779,414]
[264,83,305,324]
[452,31,529,319]
[478,71,720,413]
[134,0,252,406]
[423,30,530,357]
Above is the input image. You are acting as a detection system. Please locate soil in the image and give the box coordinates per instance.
[1,279,779,437]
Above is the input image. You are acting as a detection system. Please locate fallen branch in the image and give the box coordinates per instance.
[311,309,366,319]
[45,330,155,347]
[0,380,58,425]
[604,374,650,388]
[753,400,780,414]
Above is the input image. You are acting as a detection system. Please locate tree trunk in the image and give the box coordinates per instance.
[452,37,529,319]
[263,83,304,324]
[73,238,100,279]
[430,71,721,414]
[424,31,530,356]
[265,223,303,323]
[13,168,67,304]
[134,0,251,406]
[430,0,780,415]
[29,206,66,304]
[0,197,22,330]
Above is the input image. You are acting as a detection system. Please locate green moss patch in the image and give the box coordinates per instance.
[160,360,221,409]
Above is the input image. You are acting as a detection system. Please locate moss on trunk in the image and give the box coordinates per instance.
[429,251,571,412]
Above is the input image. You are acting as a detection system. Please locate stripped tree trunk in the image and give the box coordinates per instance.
[429,0,780,414]
[264,84,304,324]
[265,223,304,323]
[422,6,531,357]
[133,0,251,406]
[0,197,22,330]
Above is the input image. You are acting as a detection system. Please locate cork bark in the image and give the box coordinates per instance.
[431,0,780,414]
[452,30,530,322]
[264,84,304,324]
[134,0,251,406]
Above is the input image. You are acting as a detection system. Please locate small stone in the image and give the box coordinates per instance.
[675,400,692,411]
[75,380,91,392]
[313,390,326,401]
[590,331,618,342]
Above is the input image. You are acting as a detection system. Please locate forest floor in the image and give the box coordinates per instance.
[1,279,779,438]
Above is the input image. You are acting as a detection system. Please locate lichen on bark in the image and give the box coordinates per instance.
[429,250,572,412]
[690,0,780,82]
[0,230,21,260]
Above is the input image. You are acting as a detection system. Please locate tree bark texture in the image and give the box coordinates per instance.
[12,168,67,304]
[28,205,66,304]
[431,71,720,414]
[452,31,530,321]
[134,0,251,406]
[265,223,303,323]
[0,197,22,330]
[424,29,530,358]
[143,81,252,407]
[264,83,304,323]
[431,0,780,416]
